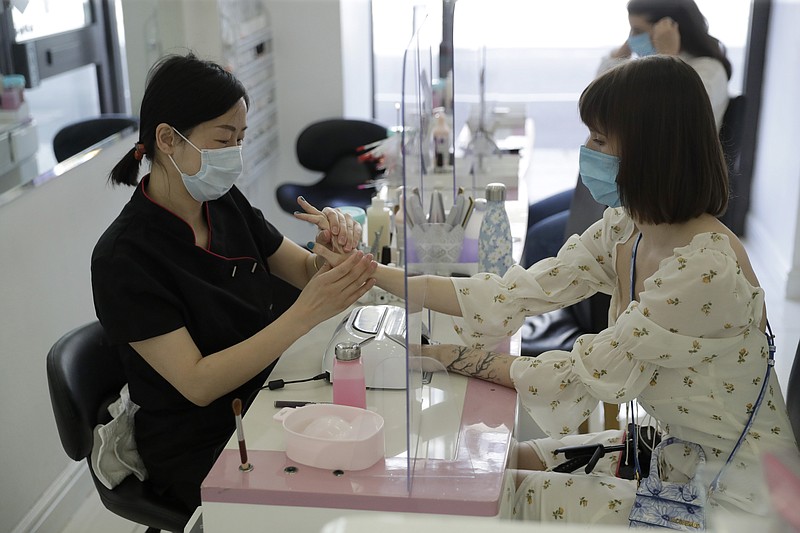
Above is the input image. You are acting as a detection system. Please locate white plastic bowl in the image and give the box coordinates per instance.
[276,404,385,471]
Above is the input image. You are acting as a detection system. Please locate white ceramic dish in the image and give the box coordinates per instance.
[275,403,385,471]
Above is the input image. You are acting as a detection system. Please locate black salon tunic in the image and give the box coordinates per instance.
[91,177,284,498]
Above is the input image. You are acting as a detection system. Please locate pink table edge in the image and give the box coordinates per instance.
[202,378,517,517]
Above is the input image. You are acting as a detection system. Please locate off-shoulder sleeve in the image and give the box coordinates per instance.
[451,208,633,349]
[509,232,766,437]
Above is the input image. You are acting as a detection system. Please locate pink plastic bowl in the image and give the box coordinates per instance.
[277,404,385,471]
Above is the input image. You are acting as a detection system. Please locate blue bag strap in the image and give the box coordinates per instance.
[629,233,643,480]
[709,320,775,493]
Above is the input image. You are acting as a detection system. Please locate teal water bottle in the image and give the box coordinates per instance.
[478,183,513,275]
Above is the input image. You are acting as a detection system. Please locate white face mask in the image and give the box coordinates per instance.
[168,128,243,202]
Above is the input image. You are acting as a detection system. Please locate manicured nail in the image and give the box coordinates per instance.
[299,196,306,203]
[306,241,315,250]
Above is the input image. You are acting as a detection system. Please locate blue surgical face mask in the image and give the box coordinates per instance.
[579,145,621,208]
[627,32,657,57]
[168,128,243,202]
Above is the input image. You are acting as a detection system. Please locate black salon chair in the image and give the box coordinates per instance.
[46,321,191,533]
[717,94,747,235]
[53,114,139,163]
[275,118,388,214]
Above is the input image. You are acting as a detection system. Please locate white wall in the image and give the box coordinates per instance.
[746,1,800,301]
[259,0,376,244]
[0,135,136,533]
[341,0,375,119]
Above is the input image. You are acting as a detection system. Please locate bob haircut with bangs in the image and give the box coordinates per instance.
[578,55,728,225]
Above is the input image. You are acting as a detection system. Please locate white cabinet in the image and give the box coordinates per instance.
[0,105,39,198]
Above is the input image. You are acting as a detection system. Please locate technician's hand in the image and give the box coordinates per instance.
[652,17,680,55]
[308,241,356,269]
[295,250,377,325]
[293,196,362,253]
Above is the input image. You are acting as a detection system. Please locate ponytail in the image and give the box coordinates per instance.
[108,142,146,187]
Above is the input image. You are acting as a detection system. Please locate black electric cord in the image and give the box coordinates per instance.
[267,371,330,390]
[243,371,330,408]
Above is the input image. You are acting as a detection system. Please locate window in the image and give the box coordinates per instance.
[372,0,752,201]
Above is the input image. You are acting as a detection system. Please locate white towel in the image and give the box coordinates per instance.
[90,384,148,489]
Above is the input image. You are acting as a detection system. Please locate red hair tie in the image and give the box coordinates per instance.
[133,142,146,161]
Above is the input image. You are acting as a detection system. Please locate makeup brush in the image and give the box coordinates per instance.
[232,398,253,472]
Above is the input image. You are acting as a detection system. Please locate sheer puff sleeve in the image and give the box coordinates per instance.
[451,208,633,350]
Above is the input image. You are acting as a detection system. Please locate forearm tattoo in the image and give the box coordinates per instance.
[446,346,508,386]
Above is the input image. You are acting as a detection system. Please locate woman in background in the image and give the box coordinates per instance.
[92,53,375,514]
[601,0,731,127]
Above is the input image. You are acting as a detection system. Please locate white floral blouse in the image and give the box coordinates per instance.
[452,208,797,522]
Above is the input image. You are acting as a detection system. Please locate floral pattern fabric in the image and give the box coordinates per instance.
[451,208,798,524]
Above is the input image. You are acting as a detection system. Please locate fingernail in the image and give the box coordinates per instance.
[299,196,306,202]
[293,211,301,215]
[306,241,315,250]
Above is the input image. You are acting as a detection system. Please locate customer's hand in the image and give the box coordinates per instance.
[294,250,377,325]
[419,343,459,370]
[652,17,680,55]
[407,343,451,374]
[293,196,362,253]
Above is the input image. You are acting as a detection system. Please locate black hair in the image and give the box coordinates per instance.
[108,52,249,186]
[579,55,728,225]
[627,0,732,80]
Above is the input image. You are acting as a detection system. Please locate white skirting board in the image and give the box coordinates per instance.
[11,462,93,533]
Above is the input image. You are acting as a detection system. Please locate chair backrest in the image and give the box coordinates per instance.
[52,114,139,163]
[46,321,192,531]
[295,118,387,175]
[46,321,126,461]
[786,339,800,445]
[719,94,746,175]
[717,94,749,236]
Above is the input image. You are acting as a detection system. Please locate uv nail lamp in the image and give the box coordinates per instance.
[322,305,408,389]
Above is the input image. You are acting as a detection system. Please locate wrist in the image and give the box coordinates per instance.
[313,253,324,272]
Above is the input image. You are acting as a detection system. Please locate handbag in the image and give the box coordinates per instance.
[626,233,777,530]
[628,437,707,531]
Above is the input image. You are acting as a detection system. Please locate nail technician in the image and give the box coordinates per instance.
[91,53,376,514]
